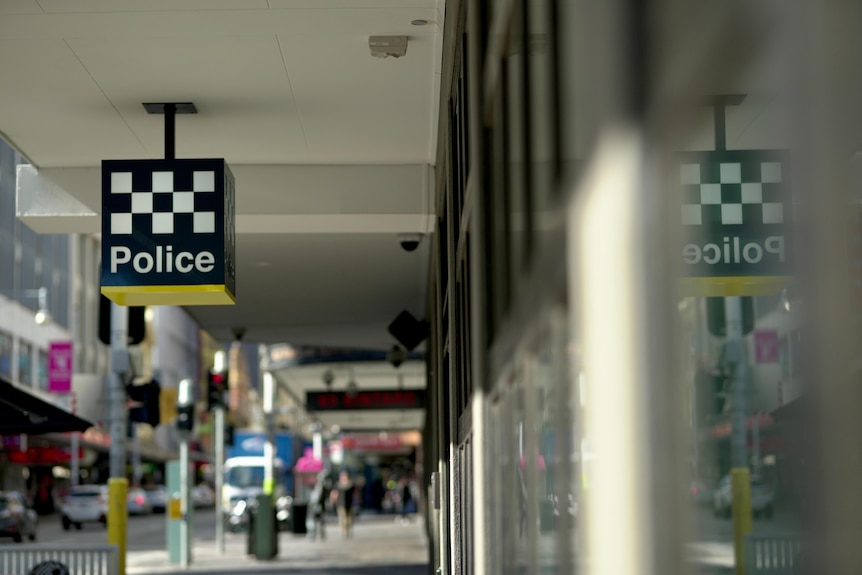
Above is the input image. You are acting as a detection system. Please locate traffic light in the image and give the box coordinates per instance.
[225,423,235,446]
[695,368,726,418]
[127,379,161,427]
[176,378,195,432]
[706,297,754,337]
[207,369,227,411]
[177,403,194,432]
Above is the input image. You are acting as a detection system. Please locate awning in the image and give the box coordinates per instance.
[0,376,94,435]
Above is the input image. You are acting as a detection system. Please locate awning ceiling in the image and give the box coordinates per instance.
[0,376,94,435]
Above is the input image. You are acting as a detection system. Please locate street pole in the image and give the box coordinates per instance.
[177,377,194,568]
[725,296,752,574]
[179,437,189,568]
[70,392,79,487]
[726,296,747,469]
[214,406,225,554]
[132,424,142,487]
[108,301,129,575]
[212,349,227,554]
[109,302,129,478]
[262,371,275,496]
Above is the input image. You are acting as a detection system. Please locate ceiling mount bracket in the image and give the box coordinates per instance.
[142,102,198,160]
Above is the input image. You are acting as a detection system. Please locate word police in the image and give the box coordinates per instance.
[111,245,215,274]
[683,236,784,266]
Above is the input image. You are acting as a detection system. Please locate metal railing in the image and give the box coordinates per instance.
[744,535,803,575]
[0,545,118,575]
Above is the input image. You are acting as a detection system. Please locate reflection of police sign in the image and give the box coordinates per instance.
[101,159,236,306]
[679,97,792,296]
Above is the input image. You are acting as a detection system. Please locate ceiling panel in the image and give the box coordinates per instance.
[3,2,443,435]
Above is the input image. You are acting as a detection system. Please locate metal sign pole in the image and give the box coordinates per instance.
[179,436,189,568]
[214,406,225,553]
[70,392,79,487]
[109,303,128,478]
[725,296,747,469]
[107,302,129,575]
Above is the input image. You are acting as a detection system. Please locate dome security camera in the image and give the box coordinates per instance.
[322,369,335,389]
[398,233,423,252]
[388,345,406,368]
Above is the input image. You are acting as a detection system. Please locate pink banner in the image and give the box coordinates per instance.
[754,330,779,364]
[48,341,73,394]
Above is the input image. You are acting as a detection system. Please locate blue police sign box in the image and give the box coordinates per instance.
[100,158,236,306]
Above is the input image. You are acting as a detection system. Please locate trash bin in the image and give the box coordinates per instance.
[291,502,308,534]
[246,495,278,559]
[29,561,70,575]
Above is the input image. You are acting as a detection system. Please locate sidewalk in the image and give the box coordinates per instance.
[126,514,430,575]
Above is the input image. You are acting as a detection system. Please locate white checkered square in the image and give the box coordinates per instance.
[153,172,173,193]
[720,163,741,184]
[111,172,132,194]
[762,203,784,224]
[721,204,743,224]
[701,184,721,204]
[681,164,701,185]
[194,171,215,192]
[681,205,702,226]
[194,212,215,233]
[152,213,174,234]
[132,192,153,214]
[741,183,762,203]
[111,213,132,235]
[761,162,782,183]
[174,192,195,213]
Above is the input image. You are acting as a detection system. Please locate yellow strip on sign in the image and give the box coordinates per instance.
[101,285,236,306]
[680,276,793,297]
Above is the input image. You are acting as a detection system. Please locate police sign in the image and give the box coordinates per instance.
[679,96,793,297]
[679,149,793,296]
[100,158,236,306]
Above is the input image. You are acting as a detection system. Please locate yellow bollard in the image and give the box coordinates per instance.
[107,478,128,575]
[731,468,753,575]
[263,477,275,496]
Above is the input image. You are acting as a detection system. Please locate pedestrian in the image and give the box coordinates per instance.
[398,476,414,522]
[330,470,356,538]
[308,474,329,541]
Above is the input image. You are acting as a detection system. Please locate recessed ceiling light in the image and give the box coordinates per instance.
[411,19,428,26]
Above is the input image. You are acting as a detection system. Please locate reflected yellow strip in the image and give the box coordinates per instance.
[681,276,793,297]
[101,285,236,306]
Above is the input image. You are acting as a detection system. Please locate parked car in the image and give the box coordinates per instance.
[712,474,775,518]
[690,480,712,506]
[60,485,108,530]
[143,484,167,513]
[192,484,215,508]
[127,487,153,515]
[0,492,37,542]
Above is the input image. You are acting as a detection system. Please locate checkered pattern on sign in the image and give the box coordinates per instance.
[109,170,216,235]
[680,160,784,226]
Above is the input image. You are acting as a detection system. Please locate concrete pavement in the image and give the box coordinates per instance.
[126,513,430,575]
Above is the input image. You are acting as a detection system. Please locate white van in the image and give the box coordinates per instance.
[222,456,287,511]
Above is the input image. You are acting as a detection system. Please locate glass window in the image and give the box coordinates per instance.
[17,339,32,386]
[37,348,48,390]
[0,330,11,378]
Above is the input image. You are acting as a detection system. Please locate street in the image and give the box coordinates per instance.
[0,508,221,551]
[687,502,803,572]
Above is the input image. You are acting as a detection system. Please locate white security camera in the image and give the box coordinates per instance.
[398,233,423,252]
